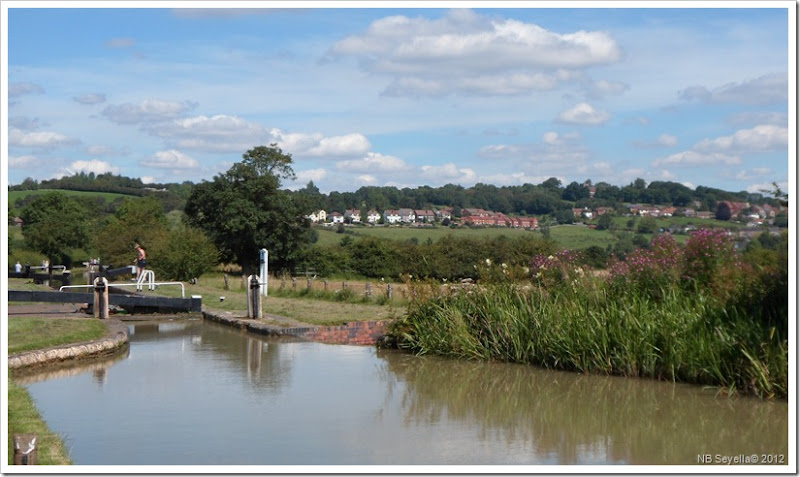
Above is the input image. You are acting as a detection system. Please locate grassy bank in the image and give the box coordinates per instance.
[9,317,108,354]
[7,316,108,465]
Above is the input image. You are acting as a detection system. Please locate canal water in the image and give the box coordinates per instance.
[20,319,788,467]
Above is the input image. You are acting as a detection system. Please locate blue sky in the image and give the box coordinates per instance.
[4,2,795,195]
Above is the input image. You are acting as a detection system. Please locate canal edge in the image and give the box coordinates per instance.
[202,310,391,346]
[8,319,130,371]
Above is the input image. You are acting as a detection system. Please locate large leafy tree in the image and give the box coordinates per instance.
[92,197,169,268]
[184,144,314,275]
[20,192,90,267]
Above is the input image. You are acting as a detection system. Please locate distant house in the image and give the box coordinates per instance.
[573,207,593,219]
[366,210,381,224]
[595,207,613,216]
[12,217,23,227]
[461,208,489,217]
[344,209,362,223]
[330,212,344,224]
[398,208,416,223]
[435,207,453,220]
[383,210,402,224]
[306,210,327,223]
[510,216,538,229]
[414,209,436,223]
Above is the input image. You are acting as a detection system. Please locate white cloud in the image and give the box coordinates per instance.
[632,133,678,148]
[271,128,371,157]
[102,99,197,124]
[653,151,742,167]
[295,168,328,184]
[147,114,268,152]
[329,9,621,97]
[582,79,629,99]
[73,93,107,105]
[735,167,773,180]
[9,82,44,97]
[419,163,476,183]
[678,73,787,105]
[69,159,120,175]
[556,103,610,125]
[140,176,158,184]
[9,128,78,148]
[140,149,199,169]
[694,125,787,153]
[357,174,378,184]
[336,152,411,172]
[8,155,37,168]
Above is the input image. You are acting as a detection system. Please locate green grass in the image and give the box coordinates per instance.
[146,272,406,326]
[8,379,73,465]
[8,317,108,354]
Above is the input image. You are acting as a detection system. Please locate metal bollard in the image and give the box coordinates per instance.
[248,275,262,319]
[13,434,37,465]
[93,277,109,320]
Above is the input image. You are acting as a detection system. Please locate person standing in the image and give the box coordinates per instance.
[14,261,22,273]
[134,243,147,280]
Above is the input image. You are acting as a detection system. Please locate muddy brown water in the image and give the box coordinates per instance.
[20,319,788,467]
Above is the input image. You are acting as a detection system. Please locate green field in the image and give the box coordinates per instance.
[313,221,702,251]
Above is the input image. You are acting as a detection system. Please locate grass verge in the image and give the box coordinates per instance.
[7,379,73,465]
[9,317,108,354]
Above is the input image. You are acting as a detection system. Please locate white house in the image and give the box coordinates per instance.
[330,212,344,224]
[415,209,436,223]
[344,209,362,223]
[366,210,381,224]
[398,208,415,223]
[306,209,327,223]
[384,209,402,224]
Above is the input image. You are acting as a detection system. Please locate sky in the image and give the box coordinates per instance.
[3,1,795,195]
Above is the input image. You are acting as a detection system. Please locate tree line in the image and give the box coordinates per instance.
[11,144,787,281]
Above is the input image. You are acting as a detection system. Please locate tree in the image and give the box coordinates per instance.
[636,216,659,234]
[596,212,614,231]
[184,145,314,275]
[715,201,732,221]
[148,225,219,281]
[93,197,169,268]
[20,192,90,267]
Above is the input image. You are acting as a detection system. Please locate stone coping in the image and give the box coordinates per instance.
[8,319,129,371]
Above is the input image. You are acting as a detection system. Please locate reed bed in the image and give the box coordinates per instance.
[389,277,786,398]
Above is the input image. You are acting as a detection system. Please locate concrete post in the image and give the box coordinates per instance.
[292,277,297,291]
[93,277,109,319]
[13,434,38,465]
[387,283,393,300]
[366,282,371,297]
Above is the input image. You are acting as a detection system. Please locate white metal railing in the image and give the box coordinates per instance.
[137,270,155,291]
[59,281,186,298]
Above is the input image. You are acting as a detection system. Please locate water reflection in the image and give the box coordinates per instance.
[20,320,787,466]
[378,350,788,465]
